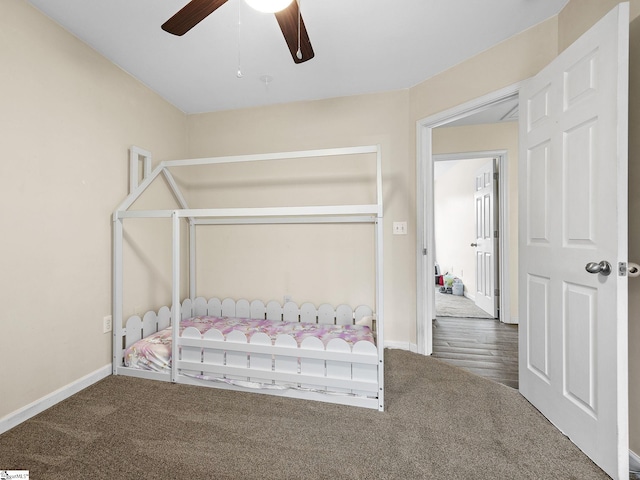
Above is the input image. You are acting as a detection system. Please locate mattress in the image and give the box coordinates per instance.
[124,315,375,373]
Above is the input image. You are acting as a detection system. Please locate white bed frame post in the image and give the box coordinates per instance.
[112,217,124,374]
[171,211,181,383]
[114,146,152,374]
[375,146,384,411]
[189,220,196,301]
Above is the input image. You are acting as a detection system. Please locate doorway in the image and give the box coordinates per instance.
[433,154,501,319]
[416,84,520,356]
[431,147,518,389]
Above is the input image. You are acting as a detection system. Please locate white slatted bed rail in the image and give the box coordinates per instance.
[116,298,380,409]
[119,297,376,350]
[113,145,384,411]
[182,297,375,326]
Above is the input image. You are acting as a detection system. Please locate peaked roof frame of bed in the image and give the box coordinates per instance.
[112,145,384,409]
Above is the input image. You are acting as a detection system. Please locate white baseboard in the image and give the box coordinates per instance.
[503,316,519,325]
[384,341,418,353]
[630,449,640,473]
[0,364,111,435]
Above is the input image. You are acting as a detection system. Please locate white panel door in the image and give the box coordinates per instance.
[518,4,628,479]
[474,160,497,317]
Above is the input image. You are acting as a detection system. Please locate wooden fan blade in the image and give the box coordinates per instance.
[162,0,229,36]
[274,1,314,64]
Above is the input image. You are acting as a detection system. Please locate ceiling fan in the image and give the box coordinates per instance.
[162,0,314,64]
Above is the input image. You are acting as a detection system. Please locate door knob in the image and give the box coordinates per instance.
[470,243,478,247]
[585,260,612,276]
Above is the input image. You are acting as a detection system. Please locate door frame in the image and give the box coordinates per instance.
[433,152,506,318]
[416,83,520,355]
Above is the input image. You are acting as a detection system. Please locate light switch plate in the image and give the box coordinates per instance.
[393,221,407,235]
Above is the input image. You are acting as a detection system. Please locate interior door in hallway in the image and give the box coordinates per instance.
[474,160,497,317]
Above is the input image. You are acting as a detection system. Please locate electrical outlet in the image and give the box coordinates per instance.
[392,221,407,235]
[103,315,112,334]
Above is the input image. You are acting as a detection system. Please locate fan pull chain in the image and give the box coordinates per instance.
[236,0,243,78]
[296,0,302,60]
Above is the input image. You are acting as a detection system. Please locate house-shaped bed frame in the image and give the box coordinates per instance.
[112,145,385,411]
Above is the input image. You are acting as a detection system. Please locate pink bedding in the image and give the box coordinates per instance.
[124,315,375,373]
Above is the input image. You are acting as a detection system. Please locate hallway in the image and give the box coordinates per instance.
[432,316,518,389]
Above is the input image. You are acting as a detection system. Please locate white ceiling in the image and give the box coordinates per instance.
[446,96,519,127]
[27,0,569,114]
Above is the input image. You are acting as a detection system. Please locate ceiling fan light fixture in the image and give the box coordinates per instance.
[245,0,294,14]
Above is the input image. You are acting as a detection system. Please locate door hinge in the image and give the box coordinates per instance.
[494,288,500,296]
[423,248,427,256]
[493,172,499,181]
[494,230,499,238]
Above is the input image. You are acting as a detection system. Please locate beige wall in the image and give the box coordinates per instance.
[0,1,187,419]
[409,18,558,124]
[433,122,519,321]
[186,92,415,345]
[186,154,378,310]
[558,0,640,51]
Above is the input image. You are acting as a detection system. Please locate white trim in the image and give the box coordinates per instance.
[416,122,434,355]
[418,84,522,129]
[416,83,521,356]
[0,365,111,435]
[504,316,519,325]
[497,152,512,324]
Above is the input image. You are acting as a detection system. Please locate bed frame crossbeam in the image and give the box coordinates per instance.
[161,145,379,167]
[193,216,376,225]
[178,337,379,364]
[178,362,378,393]
[116,205,380,221]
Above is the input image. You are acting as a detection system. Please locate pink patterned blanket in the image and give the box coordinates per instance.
[124,315,375,372]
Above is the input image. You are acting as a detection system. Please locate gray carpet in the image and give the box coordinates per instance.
[0,349,609,479]
[435,288,494,319]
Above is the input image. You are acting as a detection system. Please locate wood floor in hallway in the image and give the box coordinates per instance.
[432,316,519,389]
